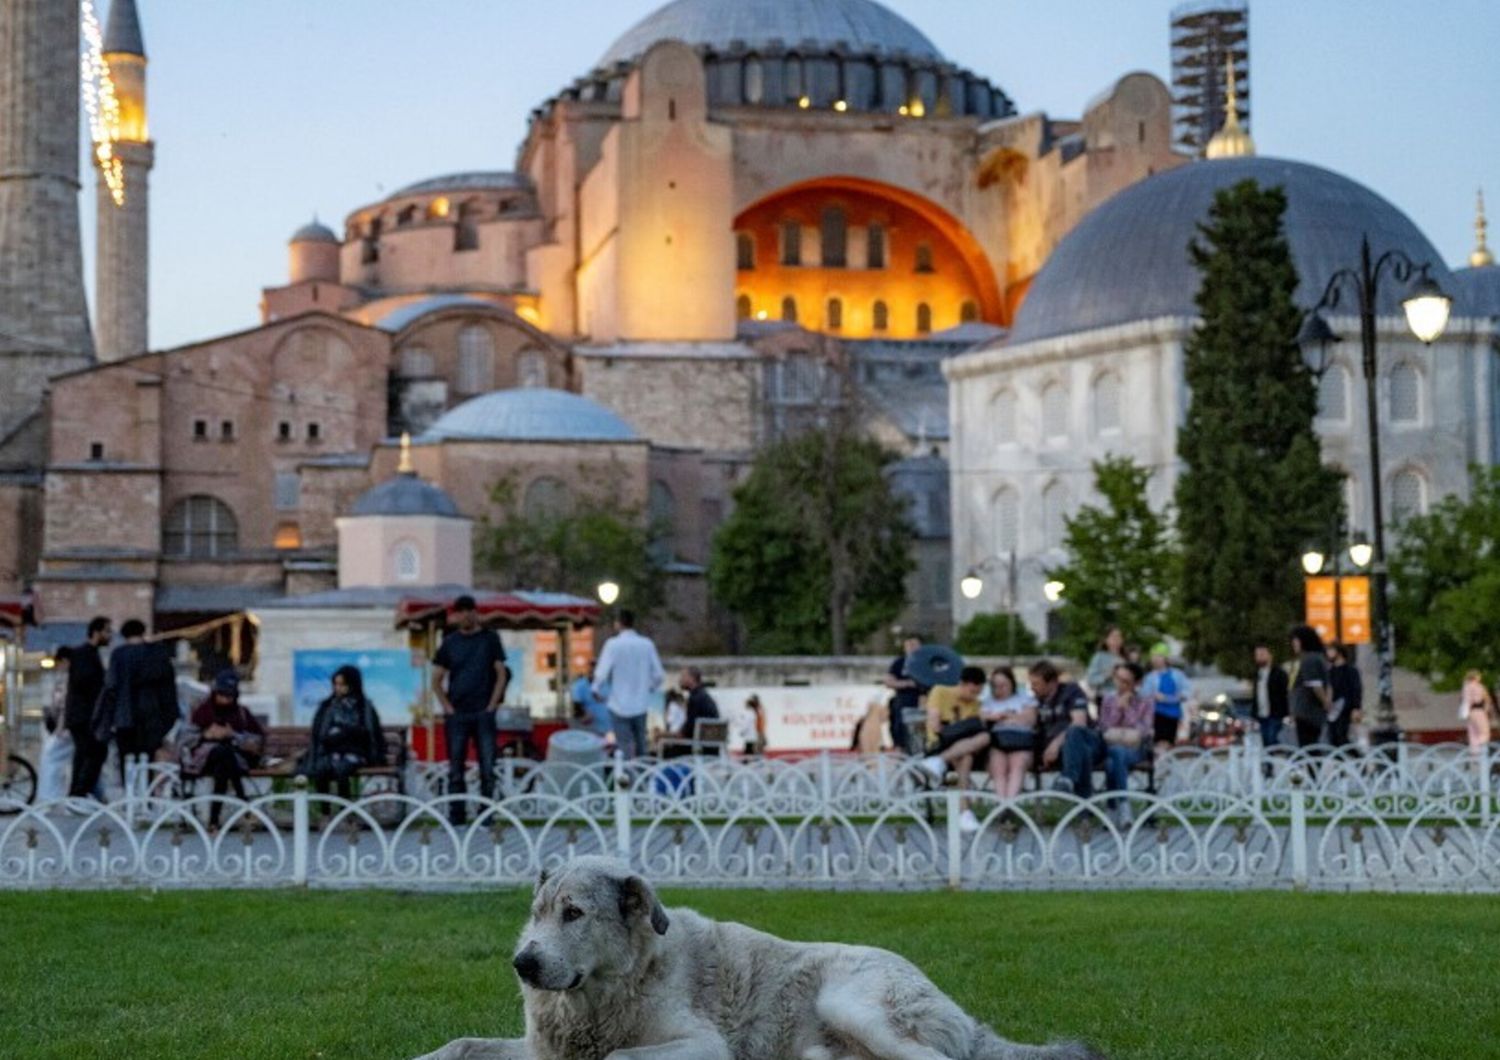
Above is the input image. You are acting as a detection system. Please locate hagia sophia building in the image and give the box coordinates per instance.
[0,0,1496,656]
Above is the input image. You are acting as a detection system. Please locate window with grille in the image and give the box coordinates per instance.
[1042,382,1068,440]
[524,477,572,522]
[820,207,847,267]
[393,542,421,582]
[400,346,435,378]
[780,221,801,266]
[648,480,676,564]
[781,296,798,323]
[456,326,495,394]
[1092,373,1121,435]
[517,349,547,389]
[736,232,755,270]
[1318,365,1349,422]
[992,486,1020,553]
[163,496,238,558]
[454,202,480,251]
[916,302,932,334]
[915,242,934,273]
[1042,482,1068,549]
[776,354,823,404]
[992,389,1017,446]
[872,300,888,331]
[867,225,886,269]
[826,297,843,330]
[274,471,301,512]
[1391,469,1426,523]
[1390,363,1421,424]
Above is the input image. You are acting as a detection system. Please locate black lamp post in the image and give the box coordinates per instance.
[1298,235,1452,745]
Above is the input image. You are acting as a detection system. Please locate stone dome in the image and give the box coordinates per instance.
[351,472,461,518]
[289,220,338,245]
[1008,157,1455,346]
[388,171,530,199]
[422,388,639,443]
[598,0,943,67]
[1452,265,1500,320]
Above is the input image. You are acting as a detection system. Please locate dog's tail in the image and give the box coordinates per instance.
[971,1026,1108,1060]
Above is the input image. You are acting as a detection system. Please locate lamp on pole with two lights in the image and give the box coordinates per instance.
[958,552,1064,664]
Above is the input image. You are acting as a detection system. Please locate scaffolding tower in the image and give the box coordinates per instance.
[1171,1,1250,155]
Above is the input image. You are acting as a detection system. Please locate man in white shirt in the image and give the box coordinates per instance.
[592,610,664,759]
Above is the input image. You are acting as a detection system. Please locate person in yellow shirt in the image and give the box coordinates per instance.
[915,667,991,833]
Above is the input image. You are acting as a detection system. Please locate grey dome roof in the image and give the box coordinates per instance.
[599,0,942,67]
[1452,265,1500,319]
[103,0,145,58]
[351,473,461,518]
[1009,157,1454,346]
[390,172,530,198]
[290,220,339,245]
[422,388,640,443]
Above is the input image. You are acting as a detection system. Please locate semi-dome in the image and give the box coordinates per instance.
[1009,157,1454,346]
[599,0,943,67]
[290,219,338,245]
[422,388,640,443]
[351,472,461,518]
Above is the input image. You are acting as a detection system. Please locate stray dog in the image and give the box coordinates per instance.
[416,856,1104,1060]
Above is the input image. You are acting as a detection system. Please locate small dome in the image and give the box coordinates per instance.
[1009,157,1454,345]
[1452,265,1500,319]
[351,473,461,518]
[290,220,339,245]
[422,388,639,443]
[598,0,942,68]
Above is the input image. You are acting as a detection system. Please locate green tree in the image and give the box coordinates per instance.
[710,428,913,654]
[475,467,665,615]
[1390,465,1500,691]
[1174,180,1343,677]
[953,612,1043,658]
[1049,456,1178,662]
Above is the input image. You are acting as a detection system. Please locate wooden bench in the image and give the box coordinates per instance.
[181,726,409,796]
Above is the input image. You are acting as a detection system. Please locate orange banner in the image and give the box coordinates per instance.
[1338,576,1372,645]
[1305,576,1337,643]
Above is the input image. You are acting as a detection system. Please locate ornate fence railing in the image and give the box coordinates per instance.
[2,745,1496,892]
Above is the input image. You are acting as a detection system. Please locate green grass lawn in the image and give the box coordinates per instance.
[2,888,1496,1059]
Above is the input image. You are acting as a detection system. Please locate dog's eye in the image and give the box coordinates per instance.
[561,906,584,923]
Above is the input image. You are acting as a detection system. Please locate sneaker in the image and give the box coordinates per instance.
[1050,775,1075,794]
[1114,804,1135,828]
[958,808,981,834]
[916,756,947,785]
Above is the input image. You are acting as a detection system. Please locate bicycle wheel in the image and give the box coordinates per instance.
[0,753,38,812]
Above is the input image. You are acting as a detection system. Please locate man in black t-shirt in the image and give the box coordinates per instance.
[883,635,928,755]
[432,595,507,825]
[1028,659,1104,797]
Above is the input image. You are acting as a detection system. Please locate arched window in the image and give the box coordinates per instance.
[820,206,847,267]
[960,300,979,323]
[392,541,421,582]
[648,480,676,564]
[1390,363,1421,424]
[163,496,238,558]
[867,225,886,269]
[914,242,934,274]
[781,296,798,323]
[736,294,752,320]
[736,232,755,270]
[915,302,932,334]
[1041,382,1068,440]
[1390,468,1426,524]
[744,58,764,104]
[1318,365,1349,422]
[399,346,434,378]
[1092,372,1121,435]
[826,297,843,330]
[992,389,1017,446]
[524,477,571,522]
[992,486,1019,553]
[780,221,802,266]
[872,300,889,331]
[456,325,494,394]
[1042,482,1069,549]
[517,349,547,389]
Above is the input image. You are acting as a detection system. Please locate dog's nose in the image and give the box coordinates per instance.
[513,950,541,984]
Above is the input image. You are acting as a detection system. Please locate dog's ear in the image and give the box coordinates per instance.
[618,874,670,936]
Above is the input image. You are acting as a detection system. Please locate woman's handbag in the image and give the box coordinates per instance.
[991,726,1036,752]
[1104,727,1143,749]
[935,716,986,751]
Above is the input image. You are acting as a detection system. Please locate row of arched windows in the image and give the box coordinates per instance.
[991,374,1123,445]
[737,295,975,334]
[988,482,1071,554]
[742,213,928,273]
[1317,362,1424,425]
[398,327,548,392]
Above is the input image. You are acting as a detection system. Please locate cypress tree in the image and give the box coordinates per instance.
[1174,180,1343,676]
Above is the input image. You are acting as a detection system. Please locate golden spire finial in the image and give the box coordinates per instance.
[1205,53,1255,160]
[1473,187,1495,268]
[397,431,414,474]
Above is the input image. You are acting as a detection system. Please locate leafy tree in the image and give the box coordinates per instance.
[1174,180,1343,677]
[1390,465,1500,691]
[1049,456,1178,662]
[953,612,1043,658]
[475,467,665,615]
[710,428,913,654]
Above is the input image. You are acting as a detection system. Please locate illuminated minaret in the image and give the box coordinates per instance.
[94,0,153,362]
[0,0,95,446]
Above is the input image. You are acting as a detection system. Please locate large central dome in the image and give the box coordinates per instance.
[599,0,943,67]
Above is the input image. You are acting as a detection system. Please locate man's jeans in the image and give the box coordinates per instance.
[446,711,497,823]
[1105,743,1150,800]
[611,712,649,759]
[1259,716,1283,749]
[1061,726,1107,797]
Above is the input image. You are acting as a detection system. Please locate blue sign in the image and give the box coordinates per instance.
[292,649,424,725]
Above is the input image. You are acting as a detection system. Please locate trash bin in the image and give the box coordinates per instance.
[543,729,606,799]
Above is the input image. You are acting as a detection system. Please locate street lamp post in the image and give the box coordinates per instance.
[959,552,1064,665]
[1298,235,1452,744]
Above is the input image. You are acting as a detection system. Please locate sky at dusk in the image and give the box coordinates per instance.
[79,0,1500,350]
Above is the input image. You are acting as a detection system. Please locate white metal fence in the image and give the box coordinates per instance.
[2,745,1495,892]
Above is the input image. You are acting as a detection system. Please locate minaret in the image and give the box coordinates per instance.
[1205,56,1255,160]
[94,0,153,362]
[0,0,96,447]
[1472,189,1495,269]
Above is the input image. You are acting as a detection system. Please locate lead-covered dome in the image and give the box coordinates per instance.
[1452,265,1500,320]
[422,388,640,443]
[351,473,461,518]
[1009,157,1454,345]
[599,0,942,67]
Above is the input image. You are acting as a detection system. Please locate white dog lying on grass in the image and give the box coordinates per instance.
[416,857,1105,1060]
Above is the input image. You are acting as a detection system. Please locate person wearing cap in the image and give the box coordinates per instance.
[1140,643,1192,749]
[432,594,508,825]
[184,670,265,831]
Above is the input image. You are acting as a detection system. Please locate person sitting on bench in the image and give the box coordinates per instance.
[301,666,385,802]
[182,670,264,832]
[916,666,991,833]
[1099,662,1153,818]
[1028,660,1101,797]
